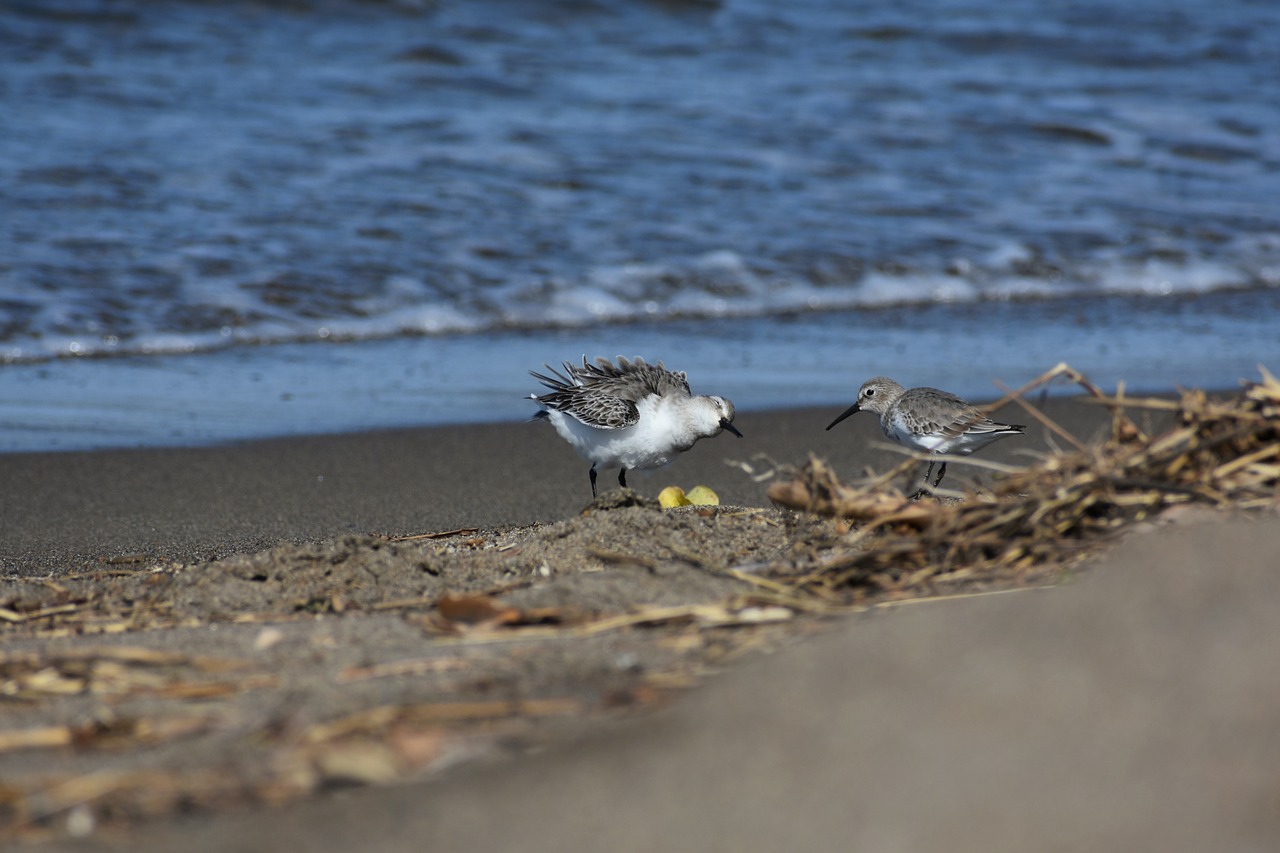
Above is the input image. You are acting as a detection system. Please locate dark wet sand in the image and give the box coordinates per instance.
[6,397,1279,851]
[2,397,1128,577]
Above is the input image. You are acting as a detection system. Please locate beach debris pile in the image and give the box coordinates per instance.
[767,363,1280,597]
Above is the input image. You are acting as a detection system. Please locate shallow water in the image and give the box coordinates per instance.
[3,288,1277,452]
[1,0,1278,450]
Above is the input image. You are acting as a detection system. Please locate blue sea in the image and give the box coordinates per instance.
[2,0,1278,452]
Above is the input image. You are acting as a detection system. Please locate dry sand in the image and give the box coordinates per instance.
[118,513,1280,853]
[3,397,1279,850]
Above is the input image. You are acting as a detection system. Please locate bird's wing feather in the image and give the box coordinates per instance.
[939,415,1024,440]
[567,356,691,400]
[563,393,639,429]
[902,388,1023,439]
[530,360,640,429]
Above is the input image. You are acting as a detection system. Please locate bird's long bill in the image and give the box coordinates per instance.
[721,420,743,438]
[825,402,860,431]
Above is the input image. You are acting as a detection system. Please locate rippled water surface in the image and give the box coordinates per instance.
[1,0,1278,449]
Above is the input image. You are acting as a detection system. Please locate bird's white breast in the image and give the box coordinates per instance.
[546,396,691,471]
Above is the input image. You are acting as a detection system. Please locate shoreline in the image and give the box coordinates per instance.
[2,396,1157,577]
[4,290,1275,456]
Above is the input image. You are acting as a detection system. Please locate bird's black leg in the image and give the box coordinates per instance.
[618,468,628,489]
[589,465,598,498]
[907,461,933,501]
[932,461,947,488]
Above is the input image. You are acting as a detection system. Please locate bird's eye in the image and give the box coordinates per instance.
[865,388,875,397]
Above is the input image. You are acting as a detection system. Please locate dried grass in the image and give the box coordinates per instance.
[768,363,1280,597]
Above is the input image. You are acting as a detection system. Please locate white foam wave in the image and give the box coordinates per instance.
[2,247,1275,365]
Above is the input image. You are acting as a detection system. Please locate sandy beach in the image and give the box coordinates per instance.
[3,394,1279,850]
[2,397,1125,577]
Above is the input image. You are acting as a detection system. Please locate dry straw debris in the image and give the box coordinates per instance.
[768,363,1280,597]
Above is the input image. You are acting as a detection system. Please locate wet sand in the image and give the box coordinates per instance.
[2,397,1122,577]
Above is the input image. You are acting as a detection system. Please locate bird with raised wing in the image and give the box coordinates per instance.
[531,356,742,497]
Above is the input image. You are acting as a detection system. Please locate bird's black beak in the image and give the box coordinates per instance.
[825,402,860,431]
[721,419,743,438]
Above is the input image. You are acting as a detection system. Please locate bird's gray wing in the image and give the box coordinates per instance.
[562,392,640,429]
[570,356,691,401]
[530,362,639,428]
[916,395,1021,440]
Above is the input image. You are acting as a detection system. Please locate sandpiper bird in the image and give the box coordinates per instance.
[826,377,1025,490]
[530,356,742,497]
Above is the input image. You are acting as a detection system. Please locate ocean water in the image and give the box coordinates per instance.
[2,0,1278,452]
